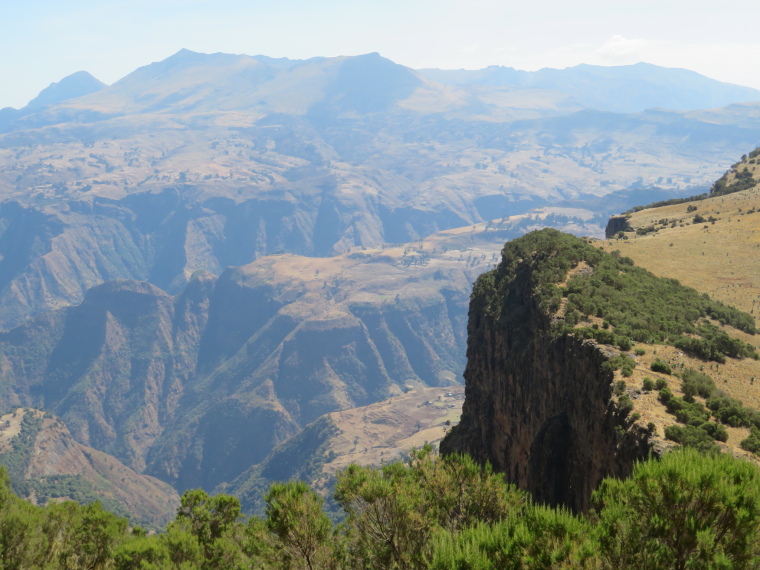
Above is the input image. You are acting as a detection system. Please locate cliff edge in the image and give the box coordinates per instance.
[440,228,758,512]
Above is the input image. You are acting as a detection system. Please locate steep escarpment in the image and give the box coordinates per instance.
[441,231,649,511]
[441,228,758,512]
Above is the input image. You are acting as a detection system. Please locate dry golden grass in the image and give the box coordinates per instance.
[0,409,26,454]
[604,188,760,316]
[319,386,464,477]
[598,166,760,460]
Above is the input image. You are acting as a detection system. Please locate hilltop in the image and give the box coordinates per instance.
[605,151,760,316]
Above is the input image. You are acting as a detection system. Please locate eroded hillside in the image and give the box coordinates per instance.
[0,408,178,528]
[225,385,464,514]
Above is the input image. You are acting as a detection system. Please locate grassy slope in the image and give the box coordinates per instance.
[600,158,760,458]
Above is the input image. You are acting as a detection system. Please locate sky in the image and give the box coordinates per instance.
[3,0,760,109]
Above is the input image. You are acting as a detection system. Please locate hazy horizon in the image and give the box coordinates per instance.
[4,0,760,109]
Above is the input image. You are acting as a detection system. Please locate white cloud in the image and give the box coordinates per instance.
[593,35,654,64]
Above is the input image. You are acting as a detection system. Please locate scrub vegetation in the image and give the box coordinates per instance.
[0,446,759,569]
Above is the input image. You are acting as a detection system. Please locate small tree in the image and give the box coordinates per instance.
[335,445,525,568]
[264,480,333,570]
[175,488,242,565]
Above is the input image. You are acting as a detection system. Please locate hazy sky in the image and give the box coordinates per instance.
[4,0,760,109]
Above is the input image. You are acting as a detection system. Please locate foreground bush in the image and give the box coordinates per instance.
[593,448,760,569]
[1,447,760,568]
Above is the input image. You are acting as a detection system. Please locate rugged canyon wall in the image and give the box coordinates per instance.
[0,231,489,492]
[441,229,653,512]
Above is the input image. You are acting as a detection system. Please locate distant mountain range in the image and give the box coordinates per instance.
[419,62,760,113]
[6,52,760,117]
[1,51,759,331]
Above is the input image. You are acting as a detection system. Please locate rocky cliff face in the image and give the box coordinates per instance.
[604,215,631,238]
[441,229,653,512]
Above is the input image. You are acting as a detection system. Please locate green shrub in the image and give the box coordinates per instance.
[641,377,655,391]
[663,425,720,453]
[707,394,752,427]
[674,324,758,362]
[673,402,710,426]
[429,505,595,569]
[681,368,717,401]
[593,448,760,568]
[741,427,760,454]
[658,386,674,405]
[700,422,728,442]
[617,337,633,351]
[603,354,637,375]
[618,395,634,416]
[654,378,668,390]
[651,361,672,375]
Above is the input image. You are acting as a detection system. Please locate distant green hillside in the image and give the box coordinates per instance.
[0,408,178,530]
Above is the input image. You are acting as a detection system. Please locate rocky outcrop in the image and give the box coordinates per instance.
[441,229,653,512]
[604,215,631,238]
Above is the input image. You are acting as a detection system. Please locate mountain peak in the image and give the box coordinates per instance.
[25,71,106,110]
